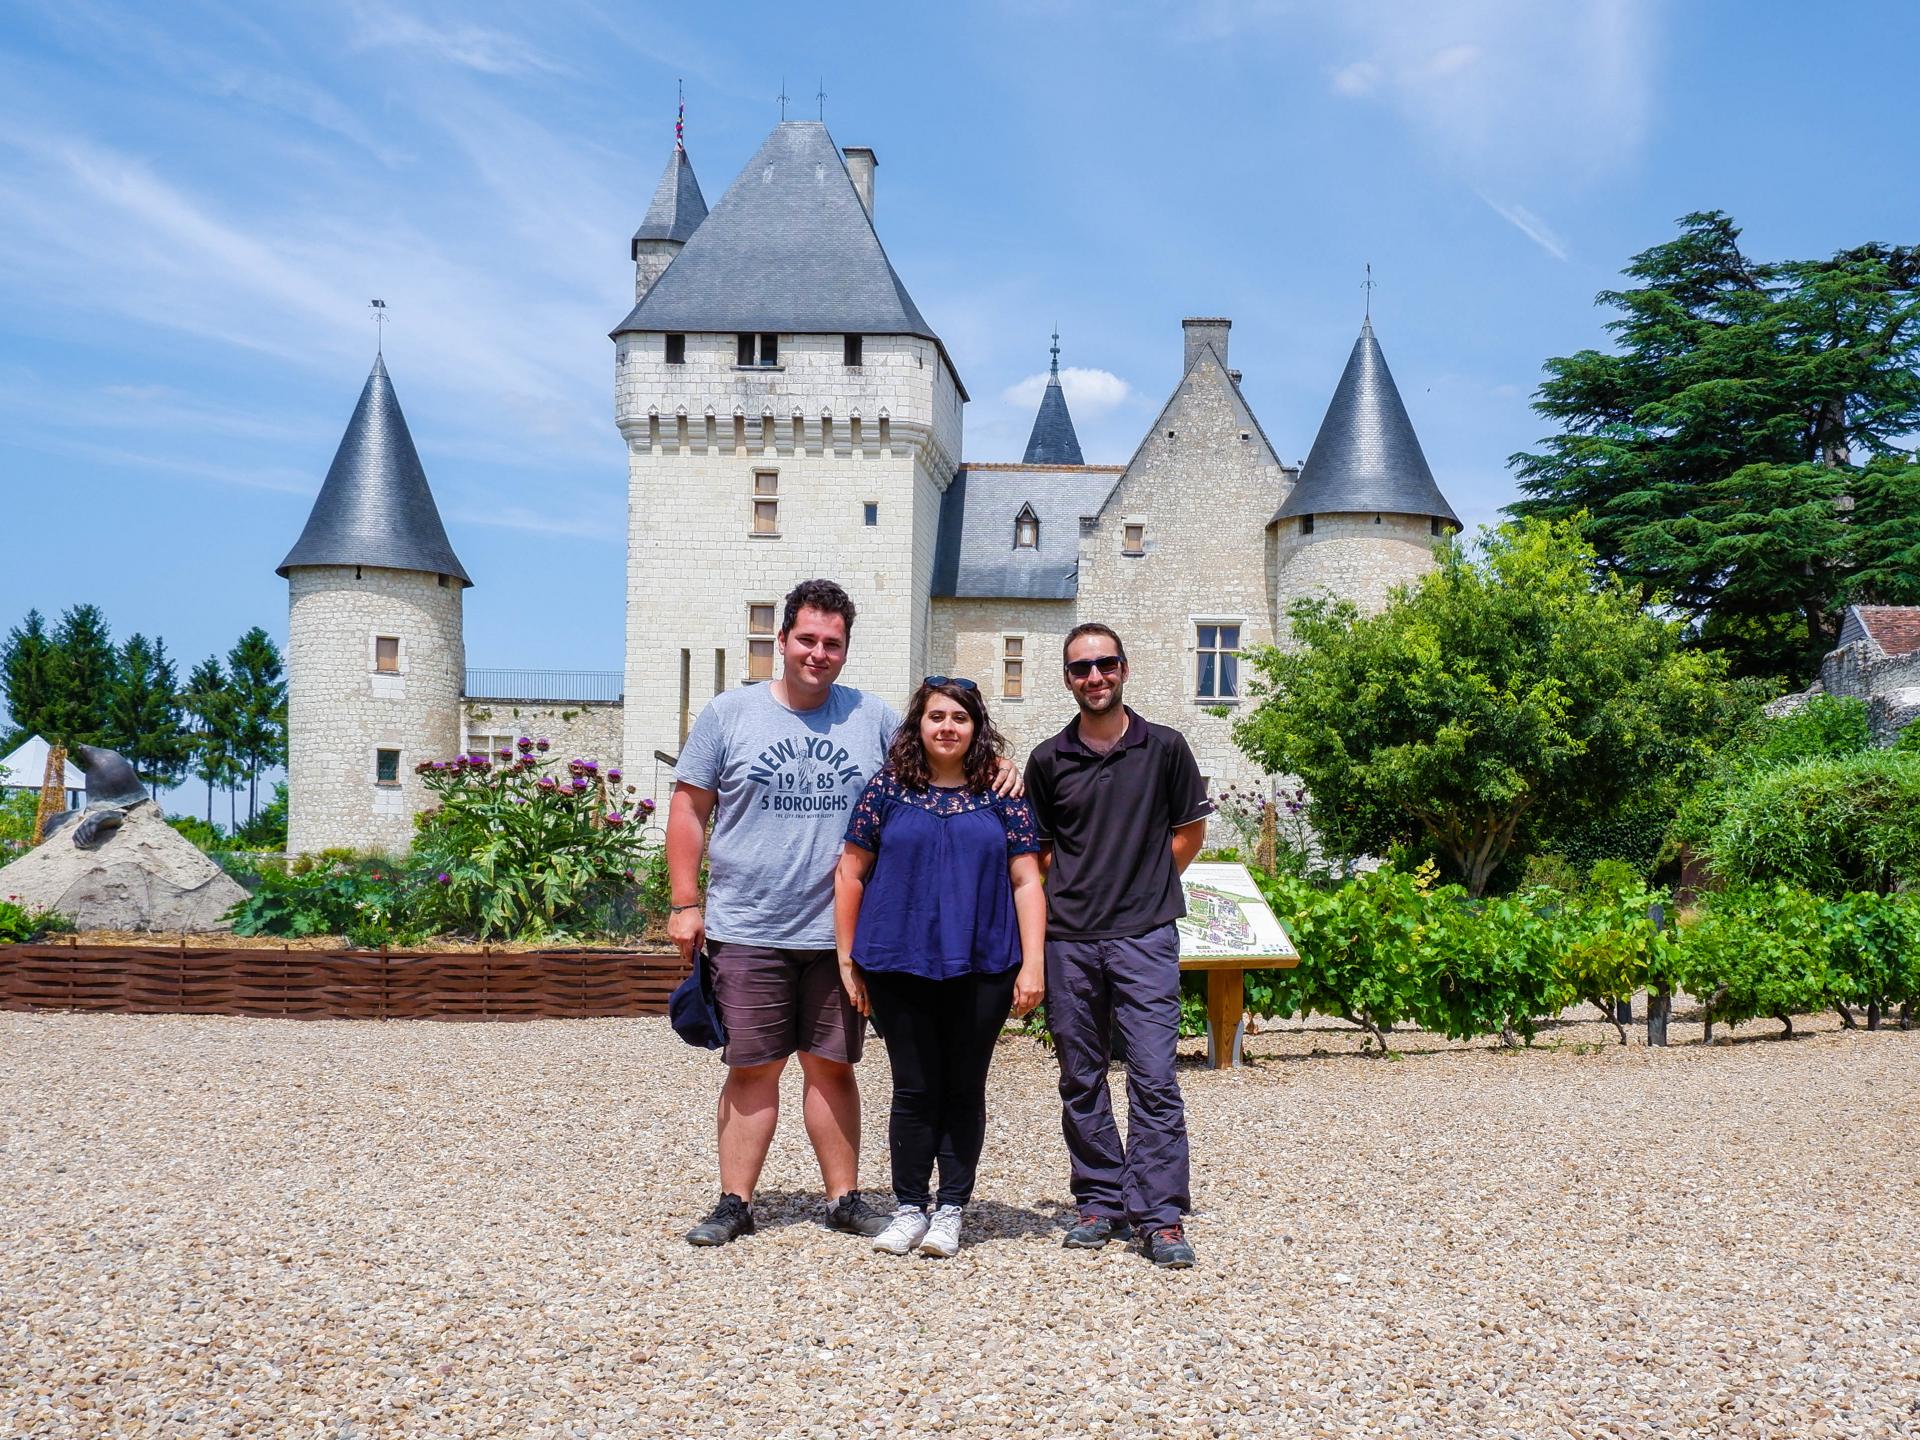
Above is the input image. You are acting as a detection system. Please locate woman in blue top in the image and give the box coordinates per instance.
[833,677,1046,1258]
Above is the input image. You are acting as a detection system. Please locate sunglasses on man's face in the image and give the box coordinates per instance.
[922,675,979,691]
[1064,654,1124,680]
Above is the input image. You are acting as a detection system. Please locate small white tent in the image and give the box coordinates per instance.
[0,735,87,807]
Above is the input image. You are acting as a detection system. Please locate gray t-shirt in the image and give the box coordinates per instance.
[675,683,899,948]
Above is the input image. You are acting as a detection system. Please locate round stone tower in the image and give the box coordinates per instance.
[1273,318,1459,640]
[278,354,471,855]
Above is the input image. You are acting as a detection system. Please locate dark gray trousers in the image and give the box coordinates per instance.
[1045,922,1190,1230]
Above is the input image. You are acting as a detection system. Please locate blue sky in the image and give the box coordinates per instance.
[2,0,1913,730]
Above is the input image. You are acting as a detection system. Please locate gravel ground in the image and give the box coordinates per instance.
[3,1006,1916,1439]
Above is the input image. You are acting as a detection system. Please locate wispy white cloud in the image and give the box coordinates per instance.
[348,5,568,78]
[1476,192,1569,260]
[1001,366,1135,416]
[449,504,622,542]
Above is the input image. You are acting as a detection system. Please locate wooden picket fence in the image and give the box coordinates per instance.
[0,940,690,1021]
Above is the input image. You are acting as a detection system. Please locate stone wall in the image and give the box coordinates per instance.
[1070,345,1293,793]
[286,565,464,855]
[1819,642,1920,745]
[929,597,1078,763]
[461,701,625,770]
[1273,512,1442,642]
[615,330,960,805]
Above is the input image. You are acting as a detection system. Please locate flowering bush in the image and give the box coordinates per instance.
[409,741,657,939]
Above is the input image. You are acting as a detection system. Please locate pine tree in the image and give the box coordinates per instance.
[47,604,118,746]
[1,610,59,749]
[183,655,241,828]
[1510,213,1920,685]
[108,634,190,798]
[227,628,287,824]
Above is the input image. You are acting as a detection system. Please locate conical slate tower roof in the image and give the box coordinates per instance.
[611,121,960,392]
[277,355,471,585]
[631,145,707,250]
[1022,333,1085,465]
[1275,320,1458,525]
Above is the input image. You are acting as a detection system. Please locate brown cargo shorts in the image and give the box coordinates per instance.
[706,941,866,1068]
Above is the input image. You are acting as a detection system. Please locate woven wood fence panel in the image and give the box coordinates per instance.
[0,943,690,1021]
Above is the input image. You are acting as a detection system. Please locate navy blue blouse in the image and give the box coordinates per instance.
[843,768,1041,980]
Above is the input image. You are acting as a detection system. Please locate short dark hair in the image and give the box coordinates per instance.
[887,680,1005,793]
[781,579,857,637]
[1062,622,1125,667]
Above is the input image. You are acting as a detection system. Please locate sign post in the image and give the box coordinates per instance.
[1175,862,1300,1069]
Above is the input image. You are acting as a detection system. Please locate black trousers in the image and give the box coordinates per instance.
[864,968,1017,1208]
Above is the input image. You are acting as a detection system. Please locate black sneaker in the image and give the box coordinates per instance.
[1062,1210,1132,1249]
[824,1189,892,1237]
[685,1193,755,1247]
[1140,1224,1195,1269]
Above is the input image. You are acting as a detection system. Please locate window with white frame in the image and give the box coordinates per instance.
[736,332,779,367]
[1001,635,1025,699]
[1013,504,1039,549]
[375,748,401,785]
[751,471,779,535]
[374,635,400,673]
[747,604,776,682]
[1122,521,1146,555]
[1195,623,1241,700]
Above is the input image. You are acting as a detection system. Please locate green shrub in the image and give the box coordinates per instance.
[0,898,77,942]
[225,857,416,942]
[1671,886,1835,1037]
[1253,865,1430,1049]
[167,815,230,852]
[1671,695,1875,857]
[1707,750,1920,896]
[1413,892,1571,1046]
[1822,891,1920,1028]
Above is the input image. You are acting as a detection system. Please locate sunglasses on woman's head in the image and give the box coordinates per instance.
[1064,654,1124,680]
[921,675,978,691]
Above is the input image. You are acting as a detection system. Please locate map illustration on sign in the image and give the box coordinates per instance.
[1175,862,1300,962]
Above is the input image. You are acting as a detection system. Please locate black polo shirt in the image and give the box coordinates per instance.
[1023,708,1215,941]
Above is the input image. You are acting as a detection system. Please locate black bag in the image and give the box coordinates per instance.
[668,947,726,1051]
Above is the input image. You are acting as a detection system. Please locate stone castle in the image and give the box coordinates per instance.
[280,117,1458,854]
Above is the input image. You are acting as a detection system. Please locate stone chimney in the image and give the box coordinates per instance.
[1183,316,1231,373]
[844,147,876,221]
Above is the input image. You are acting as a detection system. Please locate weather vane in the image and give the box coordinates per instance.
[675,79,685,152]
[369,298,387,354]
[816,78,827,121]
[778,78,789,120]
[1363,263,1375,321]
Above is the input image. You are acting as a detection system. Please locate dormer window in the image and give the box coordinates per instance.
[1013,505,1039,549]
[843,334,863,366]
[736,333,779,367]
[665,333,686,365]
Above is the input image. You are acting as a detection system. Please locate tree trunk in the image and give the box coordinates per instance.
[1646,989,1670,1048]
[1866,1001,1881,1032]
[32,744,67,846]
[1778,1013,1794,1039]
[1835,1002,1857,1029]
[1902,1001,1913,1031]
[1342,1008,1389,1054]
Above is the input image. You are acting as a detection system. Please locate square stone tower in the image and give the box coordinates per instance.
[611,121,966,799]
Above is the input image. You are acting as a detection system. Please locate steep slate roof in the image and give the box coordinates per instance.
[632,145,707,248]
[932,464,1123,600]
[278,355,471,585]
[1838,605,1920,657]
[1023,337,1085,465]
[610,121,965,396]
[1273,320,1459,524]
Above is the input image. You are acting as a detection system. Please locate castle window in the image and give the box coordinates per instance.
[665,333,686,365]
[843,334,863,366]
[1300,514,1315,535]
[437,574,450,588]
[1013,504,1039,549]
[864,501,879,526]
[752,471,779,535]
[375,749,400,786]
[1431,516,1443,537]
[374,636,400,673]
[1122,522,1146,556]
[747,604,776,682]
[1196,624,1241,701]
[736,333,779,367]
[1001,635,1024,700]
[1374,515,1383,525]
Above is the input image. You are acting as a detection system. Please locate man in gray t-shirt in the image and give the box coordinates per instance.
[669,580,899,1247]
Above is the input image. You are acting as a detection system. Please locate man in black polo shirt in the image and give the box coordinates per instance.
[1023,622,1212,1268]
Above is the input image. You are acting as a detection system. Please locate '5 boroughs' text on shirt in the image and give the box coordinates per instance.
[674,683,899,949]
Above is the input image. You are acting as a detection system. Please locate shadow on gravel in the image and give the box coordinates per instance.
[743,1189,1074,1240]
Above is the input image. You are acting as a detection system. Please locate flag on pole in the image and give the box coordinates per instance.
[675,82,684,151]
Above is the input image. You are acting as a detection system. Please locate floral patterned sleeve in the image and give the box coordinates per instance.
[997,794,1042,857]
[843,769,892,852]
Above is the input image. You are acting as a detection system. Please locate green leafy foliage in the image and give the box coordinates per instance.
[1821,892,1920,1027]
[1670,694,1873,858]
[166,815,231,852]
[1671,887,1836,1035]
[1706,749,1920,896]
[226,857,418,943]
[0,898,76,942]
[1509,212,1920,685]
[1235,519,1732,894]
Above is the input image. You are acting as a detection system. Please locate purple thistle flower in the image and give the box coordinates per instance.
[605,812,624,827]
[436,872,451,884]
[606,769,623,784]
[583,760,599,774]
[535,738,550,752]
[537,776,557,791]
[639,797,657,813]
[567,760,586,777]
[517,736,533,751]
[496,747,512,760]
[571,777,590,791]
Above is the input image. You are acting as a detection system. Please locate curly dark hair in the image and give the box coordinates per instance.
[781,579,857,636]
[887,681,1005,792]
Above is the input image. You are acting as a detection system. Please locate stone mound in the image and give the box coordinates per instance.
[0,802,248,933]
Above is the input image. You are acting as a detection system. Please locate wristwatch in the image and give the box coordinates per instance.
[669,901,703,914]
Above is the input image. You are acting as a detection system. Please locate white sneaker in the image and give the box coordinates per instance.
[872,1204,929,1255]
[917,1204,964,1258]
